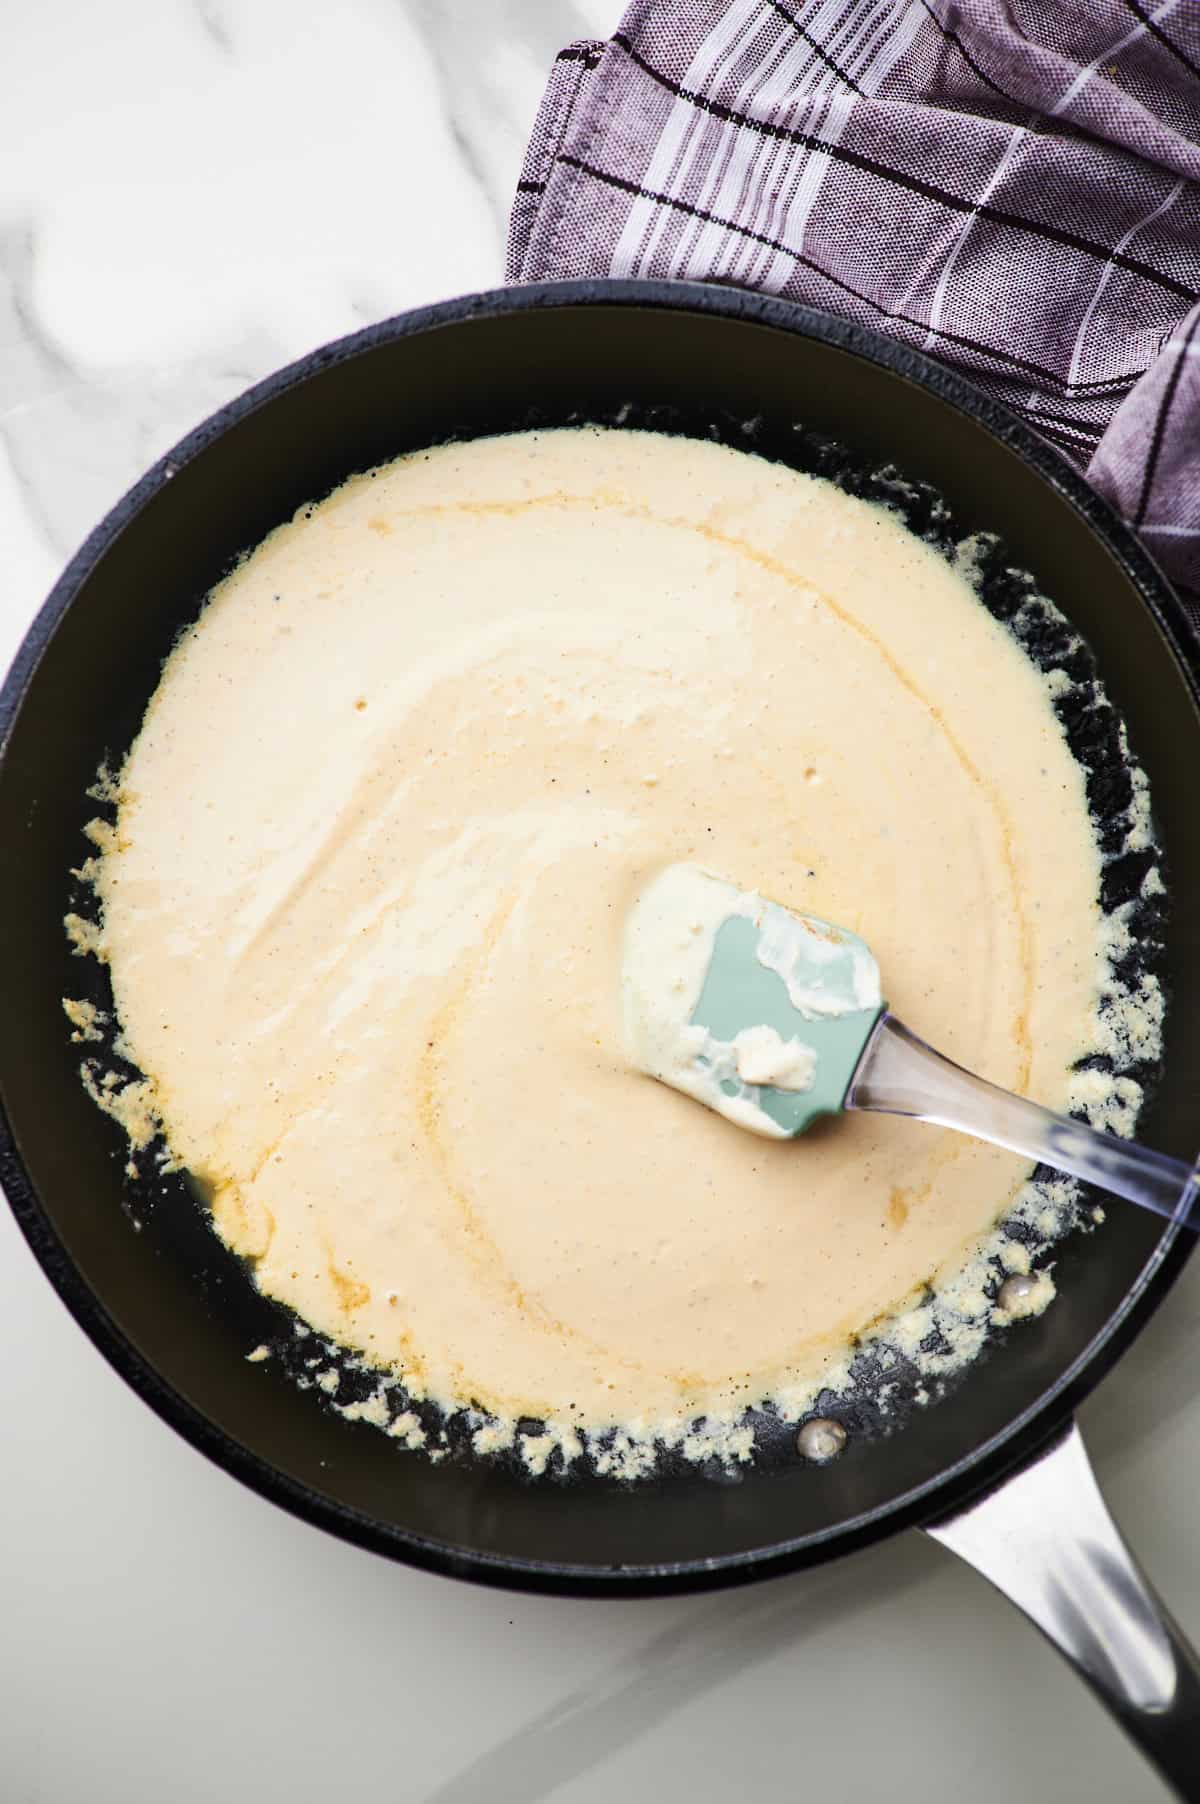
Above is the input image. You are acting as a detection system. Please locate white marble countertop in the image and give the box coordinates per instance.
[4,5,1200,1800]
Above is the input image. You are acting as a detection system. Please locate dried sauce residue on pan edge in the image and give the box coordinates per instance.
[60,413,1166,1484]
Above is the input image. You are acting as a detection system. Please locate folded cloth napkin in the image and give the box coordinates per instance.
[508,0,1200,610]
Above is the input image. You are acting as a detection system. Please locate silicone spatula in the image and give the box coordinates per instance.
[621,864,1199,1228]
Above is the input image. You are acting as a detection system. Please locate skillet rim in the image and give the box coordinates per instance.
[1,276,1197,1596]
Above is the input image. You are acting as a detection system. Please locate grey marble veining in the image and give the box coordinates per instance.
[0,219,282,565]
[404,0,606,231]
[192,0,235,54]
[1,0,594,625]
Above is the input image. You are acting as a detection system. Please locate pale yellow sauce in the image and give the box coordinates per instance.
[88,428,1107,1453]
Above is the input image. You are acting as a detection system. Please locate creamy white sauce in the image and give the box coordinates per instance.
[755,899,882,1018]
[732,1025,816,1091]
[69,426,1144,1474]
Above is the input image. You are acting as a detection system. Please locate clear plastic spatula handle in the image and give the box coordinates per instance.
[849,1013,1200,1231]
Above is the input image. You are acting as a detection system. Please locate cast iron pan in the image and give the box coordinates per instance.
[3,282,1200,1791]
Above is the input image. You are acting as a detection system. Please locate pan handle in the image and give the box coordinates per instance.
[925,1420,1200,1799]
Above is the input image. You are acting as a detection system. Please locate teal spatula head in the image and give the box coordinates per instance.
[621,864,885,1137]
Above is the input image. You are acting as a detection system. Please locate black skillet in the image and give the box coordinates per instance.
[3,281,1200,1795]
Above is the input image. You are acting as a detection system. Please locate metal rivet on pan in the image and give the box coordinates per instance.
[797,1417,847,1462]
[998,1273,1038,1311]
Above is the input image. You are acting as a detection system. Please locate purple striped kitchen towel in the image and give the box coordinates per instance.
[508,0,1200,608]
